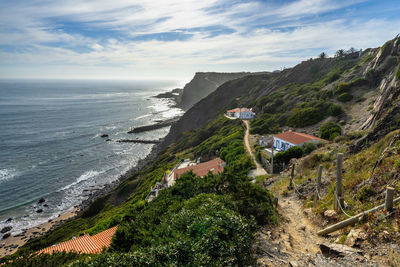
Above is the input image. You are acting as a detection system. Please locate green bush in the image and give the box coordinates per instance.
[303,142,317,154]
[328,104,344,116]
[356,185,374,201]
[274,146,304,164]
[319,121,342,140]
[337,92,353,102]
[335,82,351,95]
[396,64,400,80]
[287,107,324,127]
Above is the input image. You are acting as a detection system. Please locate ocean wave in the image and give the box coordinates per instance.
[135,114,152,120]
[60,170,104,191]
[0,168,18,183]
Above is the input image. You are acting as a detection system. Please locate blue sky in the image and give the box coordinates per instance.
[0,0,399,81]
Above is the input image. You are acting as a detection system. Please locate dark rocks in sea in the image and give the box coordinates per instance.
[128,117,179,134]
[106,139,112,142]
[5,218,12,223]
[38,197,45,204]
[117,139,161,144]
[43,204,48,207]
[2,233,10,239]
[36,209,43,213]
[1,226,12,234]
[101,134,109,138]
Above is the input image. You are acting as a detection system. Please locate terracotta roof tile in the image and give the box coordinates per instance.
[37,226,118,255]
[274,131,327,145]
[174,158,225,179]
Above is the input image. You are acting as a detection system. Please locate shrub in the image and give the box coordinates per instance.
[319,121,342,140]
[356,185,374,201]
[337,92,353,102]
[274,146,304,164]
[303,142,317,154]
[287,107,324,127]
[328,104,343,116]
[396,64,400,80]
[335,82,351,95]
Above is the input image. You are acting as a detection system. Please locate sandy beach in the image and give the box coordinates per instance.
[0,208,79,258]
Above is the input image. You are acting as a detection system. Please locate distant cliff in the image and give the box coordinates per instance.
[163,36,400,148]
[178,72,253,110]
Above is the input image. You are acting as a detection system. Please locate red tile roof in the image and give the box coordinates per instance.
[174,158,225,179]
[37,226,118,255]
[226,107,253,113]
[274,130,327,145]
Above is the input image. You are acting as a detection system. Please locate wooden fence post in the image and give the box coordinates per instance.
[335,153,344,211]
[288,164,294,190]
[271,146,274,174]
[317,164,322,196]
[385,187,395,211]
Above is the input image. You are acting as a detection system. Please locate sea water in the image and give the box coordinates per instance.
[0,79,183,234]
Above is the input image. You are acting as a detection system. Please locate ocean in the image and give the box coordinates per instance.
[0,79,182,235]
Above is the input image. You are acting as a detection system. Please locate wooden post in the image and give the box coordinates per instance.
[318,196,400,236]
[288,164,294,190]
[385,187,395,211]
[271,146,274,174]
[335,153,344,211]
[314,189,318,207]
[317,164,322,196]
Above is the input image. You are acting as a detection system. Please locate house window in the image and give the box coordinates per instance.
[275,140,280,148]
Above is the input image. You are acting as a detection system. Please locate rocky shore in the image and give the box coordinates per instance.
[0,92,180,259]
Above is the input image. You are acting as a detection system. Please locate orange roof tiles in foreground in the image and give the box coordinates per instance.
[174,158,225,179]
[38,226,118,255]
[274,130,327,145]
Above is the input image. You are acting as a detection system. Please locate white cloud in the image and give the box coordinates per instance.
[0,0,399,80]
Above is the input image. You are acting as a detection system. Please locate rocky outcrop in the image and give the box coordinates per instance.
[178,72,255,110]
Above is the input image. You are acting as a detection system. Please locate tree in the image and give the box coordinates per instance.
[319,121,342,140]
[319,52,327,59]
[335,49,345,58]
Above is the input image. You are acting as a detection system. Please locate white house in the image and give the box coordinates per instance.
[273,129,327,152]
[226,108,255,119]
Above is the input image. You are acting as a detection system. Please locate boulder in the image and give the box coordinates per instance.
[100,134,109,138]
[345,229,367,247]
[38,197,45,204]
[5,218,12,223]
[36,209,43,213]
[2,233,11,239]
[1,226,12,234]
[324,210,337,218]
[319,243,362,258]
[43,204,48,207]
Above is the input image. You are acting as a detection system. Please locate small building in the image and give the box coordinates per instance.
[273,130,327,152]
[258,135,273,146]
[174,158,226,179]
[226,108,255,119]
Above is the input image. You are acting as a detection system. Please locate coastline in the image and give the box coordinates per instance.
[0,92,177,259]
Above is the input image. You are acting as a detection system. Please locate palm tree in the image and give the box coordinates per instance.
[335,49,345,58]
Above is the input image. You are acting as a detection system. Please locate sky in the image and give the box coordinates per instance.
[0,0,399,81]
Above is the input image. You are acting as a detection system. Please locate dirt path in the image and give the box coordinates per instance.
[256,191,381,266]
[242,120,267,177]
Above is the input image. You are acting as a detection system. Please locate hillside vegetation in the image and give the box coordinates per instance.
[2,37,400,266]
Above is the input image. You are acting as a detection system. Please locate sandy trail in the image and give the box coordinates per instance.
[242,120,267,177]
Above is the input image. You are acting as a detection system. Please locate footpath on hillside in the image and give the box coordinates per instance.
[242,120,267,178]
[243,121,383,266]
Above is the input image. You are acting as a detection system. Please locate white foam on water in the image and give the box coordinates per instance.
[60,170,104,191]
[0,168,18,183]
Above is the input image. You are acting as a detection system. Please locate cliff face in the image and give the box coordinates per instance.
[164,36,400,149]
[178,72,254,110]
